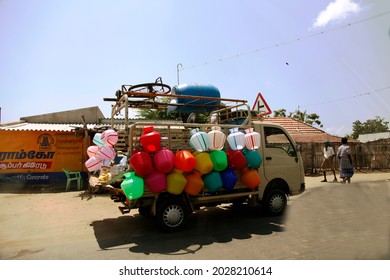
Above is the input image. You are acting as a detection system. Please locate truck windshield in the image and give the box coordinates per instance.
[264,126,297,157]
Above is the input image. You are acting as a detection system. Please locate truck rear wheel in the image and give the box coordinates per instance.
[156,198,189,232]
[264,189,287,216]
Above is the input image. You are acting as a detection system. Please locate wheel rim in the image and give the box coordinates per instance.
[162,205,184,228]
[269,193,285,213]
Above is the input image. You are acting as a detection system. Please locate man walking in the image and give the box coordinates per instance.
[321,140,337,182]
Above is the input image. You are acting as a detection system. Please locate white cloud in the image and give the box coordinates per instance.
[313,0,362,28]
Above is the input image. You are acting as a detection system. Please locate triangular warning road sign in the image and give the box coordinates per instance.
[252,92,272,117]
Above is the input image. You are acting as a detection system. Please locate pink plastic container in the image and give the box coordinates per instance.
[95,145,116,161]
[101,129,119,146]
[145,171,167,193]
[140,126,161,153]
[129,151,153,176]
[153,148,175,174]
[87,145,101,158]
[85,156,103,172]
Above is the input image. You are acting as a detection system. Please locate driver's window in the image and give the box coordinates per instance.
[264,126,296,157]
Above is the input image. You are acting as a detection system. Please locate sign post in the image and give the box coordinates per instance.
[252,92,272,117]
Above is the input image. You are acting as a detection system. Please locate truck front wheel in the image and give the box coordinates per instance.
[264,189,287,216]
[156,198,189,232]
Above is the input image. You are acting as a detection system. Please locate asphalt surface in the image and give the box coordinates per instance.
[0,171,389,260]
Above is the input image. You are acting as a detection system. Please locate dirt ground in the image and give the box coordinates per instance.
[0,170,389,260]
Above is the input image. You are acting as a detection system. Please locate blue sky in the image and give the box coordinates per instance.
[1,0,389,136]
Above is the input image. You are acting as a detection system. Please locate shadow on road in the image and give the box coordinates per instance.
[90,204,285,256]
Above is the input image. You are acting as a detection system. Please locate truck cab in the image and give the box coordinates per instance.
[256,122,305,214]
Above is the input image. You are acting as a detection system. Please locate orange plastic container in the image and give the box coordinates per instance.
[184,171,204,196]
[174,150,196,172]
[240,167,261,189]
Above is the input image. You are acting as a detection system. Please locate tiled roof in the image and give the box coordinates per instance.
[261,117,344,143]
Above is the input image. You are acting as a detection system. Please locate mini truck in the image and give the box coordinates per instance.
[89,81,305,232]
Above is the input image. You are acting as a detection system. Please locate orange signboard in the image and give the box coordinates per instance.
[0,130,85,174]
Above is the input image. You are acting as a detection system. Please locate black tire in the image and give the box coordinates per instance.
[156,198,189,232]
[263,189,287,216]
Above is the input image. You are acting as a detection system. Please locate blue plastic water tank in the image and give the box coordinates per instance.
[172,84,221,113]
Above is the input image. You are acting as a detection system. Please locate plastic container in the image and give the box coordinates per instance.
[153,148,175,174]
[189,128,210,152]
[167,169,187,195]
[145,171,167,193]
[227,150,247,170]
[87,145,100,158]
[240,167,261,189]
[85,156,102,172]
[110,165,125,177]
[101,129,119,146]
[203,171,223,192]
[129,151,153,176]
[207,126,226,150]
[209,150,228,171]
[95,145,116,161]
[174,150,196,172]
[227,127,246,150]
[140,126,161,153]
[184,171,204,196]
[245,128,261,150]
[121,172,144,200]
[243,149,263,169]
[93,133,104,147]
[172,84,221,113]
[221,167,238,190]
[194,152,214,174]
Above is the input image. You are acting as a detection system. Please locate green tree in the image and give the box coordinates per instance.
[136,96,210,123]
[272,109,287,117]
[273,107,323,128]
[351,116,389,139]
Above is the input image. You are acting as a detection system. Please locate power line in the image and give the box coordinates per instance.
[302,85,390,107]
[180,10,390,71]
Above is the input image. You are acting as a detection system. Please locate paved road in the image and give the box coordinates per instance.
[0,172,389,260]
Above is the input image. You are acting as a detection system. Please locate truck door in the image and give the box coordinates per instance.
[260,125,303,190]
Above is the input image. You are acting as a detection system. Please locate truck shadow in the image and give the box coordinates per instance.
[90,205,285,256]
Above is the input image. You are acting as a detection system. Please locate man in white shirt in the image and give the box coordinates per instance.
[321,140,337,182]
